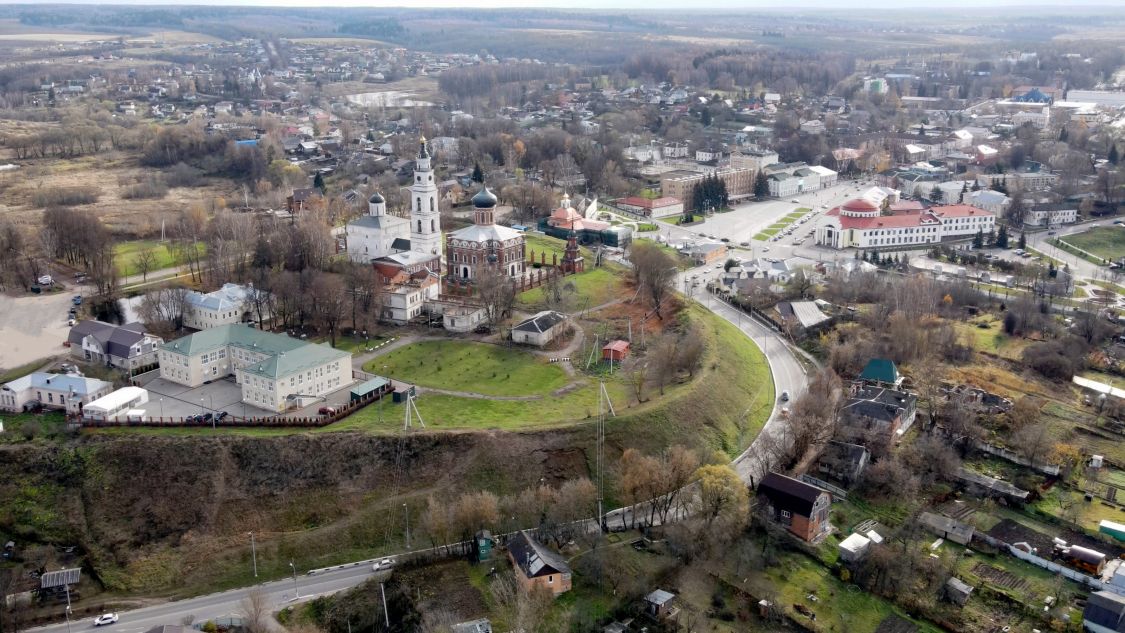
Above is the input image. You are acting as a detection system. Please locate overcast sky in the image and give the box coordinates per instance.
[5,0,1123,7]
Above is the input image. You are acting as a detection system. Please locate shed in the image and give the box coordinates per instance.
[945,577,973,606]
[350,376,391,402]
[838,533,871,563]
[918,512,975,545]
[511,310,570,348]
[391,385,416,403]
[644,589,676,618]
[602,340,630,362]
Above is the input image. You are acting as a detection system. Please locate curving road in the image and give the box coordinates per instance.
[26,254,812,633]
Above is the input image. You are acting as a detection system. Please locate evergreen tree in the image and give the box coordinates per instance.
[1060,127,1069,142]
[996,225,1010,249]
[971,179,981,192]
[313,171,326,194]
[471,162,484,183]
[1018,231,1027,250]
[366,131,375,142]
[930,184,944,202]
[701,108,712,127]
[972,229,984,249]
[754,170,770,199]
[987,228,996,246]
[1110,144,1120,165]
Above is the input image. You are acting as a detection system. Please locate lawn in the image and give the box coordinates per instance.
[515,265,628,313]
[363,340,571,397]
[113,239,205,277]
[524,233,569,263]
[759,550,943,633]
[1089,279,1125,296]
[953,316,1030,360]
[1056,227,1125,262]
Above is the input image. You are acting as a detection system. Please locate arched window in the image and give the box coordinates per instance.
[430,198,434,212]
[416,197,421,211]
[417,220,422,233]
[430,219,435,232]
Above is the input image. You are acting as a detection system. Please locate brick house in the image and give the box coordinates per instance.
[508,530,571,596]
[286,187,326,214]
[756,472,832,543]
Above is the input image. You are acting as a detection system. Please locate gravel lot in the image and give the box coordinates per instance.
[0,287,86,371]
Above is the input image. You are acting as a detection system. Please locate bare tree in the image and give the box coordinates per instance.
[311,273,348,347]
[489,572,555,633]
[133,247,157,282]
[628,241,677,319]
[474,265,517,327]
[239,589,271,633]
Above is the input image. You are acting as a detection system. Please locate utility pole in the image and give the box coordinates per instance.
[380,582,390,627]
[248,532,257,578]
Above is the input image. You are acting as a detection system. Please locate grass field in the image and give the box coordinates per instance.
[363,340,570,397]
[515,266,628,313]
[954,315,1030,360]
[1056,227,1125,262]
[524,233,569,262]
[753,208,812,241]
[113,240,205,277]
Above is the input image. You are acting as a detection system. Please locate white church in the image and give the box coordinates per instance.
[345,136,443,269]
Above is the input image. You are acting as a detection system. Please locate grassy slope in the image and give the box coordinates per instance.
[363,340,571,397]
[1059,227,1125,261]
[514,266,627,313]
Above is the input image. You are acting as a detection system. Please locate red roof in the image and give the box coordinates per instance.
[841,198,878,212]
[932,204,991,218]
[889,201,925,212]
[837,211,941,230]
[603,340,630,352]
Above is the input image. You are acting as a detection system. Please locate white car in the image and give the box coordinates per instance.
[790,199,799,203]
[37,275,53,286]
[372,557,395,571]
[94,614,119,627]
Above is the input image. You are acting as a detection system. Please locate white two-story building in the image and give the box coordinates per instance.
[815,199,995,250]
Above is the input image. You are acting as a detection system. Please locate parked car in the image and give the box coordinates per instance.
[790,199,799,203]
[94,614,119,627]
[67,318,76,326]
[37,275,53,286]
[72,295,82,305]
[739,241,749,247]
[318,406,337,416]
[217,411,229,421]
[762,246,770,252]
[201,413,214,422]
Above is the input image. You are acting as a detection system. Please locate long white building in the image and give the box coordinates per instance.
[0,372,113,414]
[816,199,995,250]
[184,283,266,330]
[159,324,351,412]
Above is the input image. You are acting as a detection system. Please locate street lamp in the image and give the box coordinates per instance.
[289,561,300,598]
[64,605,72,633]
[248,532,258,578]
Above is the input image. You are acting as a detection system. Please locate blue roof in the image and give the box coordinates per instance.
[2,372,112,396]
[236,139,259,146]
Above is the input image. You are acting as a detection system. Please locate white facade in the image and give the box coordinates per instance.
[409,137,442,258]
[183,283,265,330]
[809,165,838,188]
[1025,207,1077,227]
[0,373,113,414]
[730,149,779,172]
[768,174,800,198]
[816,200,996,250]
[158,324,351,413]
[83,387,149,421]
[346,193,411,263]
[383,284,430,325]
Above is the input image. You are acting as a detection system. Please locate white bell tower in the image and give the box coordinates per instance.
[409,136,442,258]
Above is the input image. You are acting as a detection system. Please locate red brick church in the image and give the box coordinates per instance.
[446,186,526,282]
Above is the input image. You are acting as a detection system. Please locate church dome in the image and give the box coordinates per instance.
[368,192,385,204]
[472,186,497,208]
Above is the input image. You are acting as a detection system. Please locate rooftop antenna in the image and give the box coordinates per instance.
[403,389,425,430]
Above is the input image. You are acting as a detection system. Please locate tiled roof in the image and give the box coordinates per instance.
[161,324,349,380]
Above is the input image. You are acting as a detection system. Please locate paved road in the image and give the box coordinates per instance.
[26,253,814,633]
[30,563,384,633]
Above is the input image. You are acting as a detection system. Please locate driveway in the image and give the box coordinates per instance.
[0,288,86,371]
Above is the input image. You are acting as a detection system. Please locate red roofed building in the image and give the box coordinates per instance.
[547,194,610,232]
[602,340,630,362]
[815,199,995,250]
[616,196,685,219]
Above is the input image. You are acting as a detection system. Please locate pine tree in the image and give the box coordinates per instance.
[754,170,769,199]
[930,184,944,202]
[971,180,981,192]
[1110,144,1120,166]
[997,225,1010,249]
[313,171,326,194]
[701,108,712,127]
[471,162,484,183]
[1060,127,1069,142]
[973,229,984,249]
[1018,232,1027,250]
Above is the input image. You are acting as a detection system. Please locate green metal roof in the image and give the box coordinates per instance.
[859,358,899,384]
[161,324,350,380]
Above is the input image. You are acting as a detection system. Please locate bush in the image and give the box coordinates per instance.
[164,162,204,187]
[31,186,99,207]
[121,180,169,200]
[1022,339,1084,381]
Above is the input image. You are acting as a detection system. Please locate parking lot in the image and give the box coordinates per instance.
[134,373,359,421]
[0,285,89,371]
